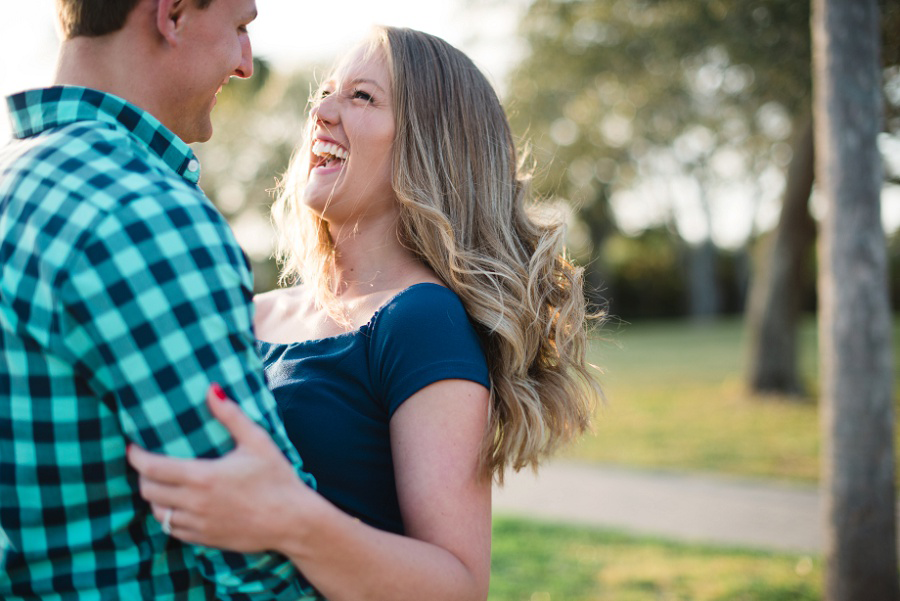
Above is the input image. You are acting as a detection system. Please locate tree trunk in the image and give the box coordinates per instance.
[687,240,720,320]
[745,113,816,396]
[687,176,721,320]
[814,1,898,600]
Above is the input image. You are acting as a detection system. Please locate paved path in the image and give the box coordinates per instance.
[492,461,824,553]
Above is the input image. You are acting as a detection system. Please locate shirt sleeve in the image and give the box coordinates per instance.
[56,188,317,601]
[368,285,491,417]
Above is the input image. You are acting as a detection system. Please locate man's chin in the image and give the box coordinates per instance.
[194,129,213,144]
[181,122,214,145]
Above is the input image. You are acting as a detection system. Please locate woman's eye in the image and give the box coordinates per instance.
[353,89,373,102]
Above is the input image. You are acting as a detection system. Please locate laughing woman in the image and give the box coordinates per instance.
[128,26,603,601]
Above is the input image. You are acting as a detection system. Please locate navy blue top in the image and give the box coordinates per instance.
[257,283,491,534]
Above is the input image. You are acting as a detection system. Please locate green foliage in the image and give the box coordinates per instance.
[505,0,820,319]
[599,227,760,318]
[507,0,812,215]
[602,228,688,318]
[489,517,823,601]
[881,0,900,67]
[507,1,898,318]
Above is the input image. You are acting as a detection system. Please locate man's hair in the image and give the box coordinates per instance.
[56,0,215,39]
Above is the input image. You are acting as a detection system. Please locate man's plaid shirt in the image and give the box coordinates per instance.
[0,87,316,600]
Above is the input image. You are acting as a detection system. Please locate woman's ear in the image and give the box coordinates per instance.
[156,0,187,46]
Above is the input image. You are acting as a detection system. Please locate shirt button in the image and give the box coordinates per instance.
[187,159,200,172]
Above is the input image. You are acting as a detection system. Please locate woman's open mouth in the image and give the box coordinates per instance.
[311,139,349,172]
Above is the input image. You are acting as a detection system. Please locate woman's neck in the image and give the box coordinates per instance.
[327,215,430,299]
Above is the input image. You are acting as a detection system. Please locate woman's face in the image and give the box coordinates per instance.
[302,46,396,225]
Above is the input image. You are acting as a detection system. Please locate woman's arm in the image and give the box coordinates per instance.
[280,378,492,601]
[128,379,492,601]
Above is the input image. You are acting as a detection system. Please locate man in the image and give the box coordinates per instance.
[0,1,316,599]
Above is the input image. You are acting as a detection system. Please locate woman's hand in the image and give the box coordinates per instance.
[127,384,315,553]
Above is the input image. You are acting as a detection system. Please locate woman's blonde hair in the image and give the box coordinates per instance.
[272,26,603,482]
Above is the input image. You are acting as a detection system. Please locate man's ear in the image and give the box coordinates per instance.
[156,0,188,45]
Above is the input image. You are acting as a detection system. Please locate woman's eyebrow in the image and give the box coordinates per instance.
[347,78,387,93]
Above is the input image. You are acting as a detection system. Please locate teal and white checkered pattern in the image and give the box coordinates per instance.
[0,87,317,600]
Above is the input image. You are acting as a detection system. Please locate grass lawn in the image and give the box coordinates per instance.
[563,316,900,484]
[489,517,822,601]
[486,316,896,600]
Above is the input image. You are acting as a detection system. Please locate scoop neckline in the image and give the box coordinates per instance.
[256,282,449,349]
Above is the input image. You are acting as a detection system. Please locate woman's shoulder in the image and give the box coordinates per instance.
[367,283,483,355]
[371,283,466,325]
[253,286,308,339]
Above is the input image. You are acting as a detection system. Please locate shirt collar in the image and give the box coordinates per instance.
[5,86,201,185]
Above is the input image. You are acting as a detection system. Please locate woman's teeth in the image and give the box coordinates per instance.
[313,140,349,164]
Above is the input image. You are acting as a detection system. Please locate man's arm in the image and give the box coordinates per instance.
[56,189,315,600]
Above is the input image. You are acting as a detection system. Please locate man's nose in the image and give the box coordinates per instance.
[234,37,254,79]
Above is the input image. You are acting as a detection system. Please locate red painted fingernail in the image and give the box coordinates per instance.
[212,383,227,401]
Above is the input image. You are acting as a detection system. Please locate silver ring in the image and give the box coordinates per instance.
[162,507,174,536]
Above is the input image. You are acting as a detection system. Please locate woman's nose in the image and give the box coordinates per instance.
[312,93,339,124]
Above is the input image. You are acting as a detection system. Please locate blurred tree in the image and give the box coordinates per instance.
[745,110,816,396]
[506,0,810,319]
[192,57,316,292]
[507,0,899,396]
[814,1,897,599]
[748,0,899,397]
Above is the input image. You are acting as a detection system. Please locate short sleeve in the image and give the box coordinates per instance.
[367,284,491,417]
